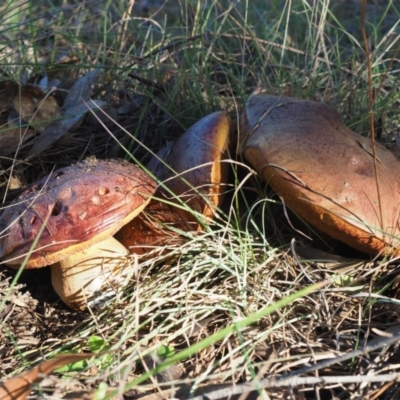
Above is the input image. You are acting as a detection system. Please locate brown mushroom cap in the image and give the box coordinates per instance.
[147,110,232,221]
[0,158,156,268]
[115,111,232,253]
[240,94,400,256]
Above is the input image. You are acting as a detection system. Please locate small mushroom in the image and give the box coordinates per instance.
[240,93,400,256]
[0,157,156,310]
[115,111,232,254]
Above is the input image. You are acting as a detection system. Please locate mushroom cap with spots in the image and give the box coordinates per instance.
[240,94,400,256]
[0,158,157,268]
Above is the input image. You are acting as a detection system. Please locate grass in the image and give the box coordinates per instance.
[1,0,400,399]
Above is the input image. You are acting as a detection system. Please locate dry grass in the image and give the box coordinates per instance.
[1,0,400,399]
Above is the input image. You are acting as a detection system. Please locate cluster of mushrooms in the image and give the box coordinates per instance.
[1,93,400,311]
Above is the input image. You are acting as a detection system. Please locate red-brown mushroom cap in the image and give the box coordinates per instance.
[147,110,232,219]
[115,111,232,254]
[240,93,400,256]
[0,158,156,268]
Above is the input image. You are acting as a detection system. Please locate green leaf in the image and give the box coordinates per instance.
[54,359,88,373]
[88,335,109,353]
[93,382,109,400]
[157,344,175,358]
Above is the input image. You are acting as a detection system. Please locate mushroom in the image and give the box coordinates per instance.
[115,111,232,254]
[240,93,400,256]
[0,157,156,310]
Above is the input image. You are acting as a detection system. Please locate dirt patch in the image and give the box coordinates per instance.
[0,268,84,376]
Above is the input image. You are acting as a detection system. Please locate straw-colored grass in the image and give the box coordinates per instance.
[1,0,400,399]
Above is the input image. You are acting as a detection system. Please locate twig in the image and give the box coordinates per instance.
[128,72,166,94]
[189,374,400,399]
[190,331,400,400]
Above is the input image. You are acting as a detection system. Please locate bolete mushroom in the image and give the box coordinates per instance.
[115,111,232,254]
[0,157,156,310]
[240,93,400,256]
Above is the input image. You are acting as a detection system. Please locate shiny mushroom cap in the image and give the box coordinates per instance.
[0,157,156,268]
[240,93,400,256]
[147,110,232,219]
[115,111,232,254]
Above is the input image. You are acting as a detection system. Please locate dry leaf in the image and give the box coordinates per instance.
[0,120,35,156]
[86,101,118,126]
[7,176,22,190]
[46,53,80,84]
[13,86,61,132]
[0,80,19,113]
[27,99,104,159]
[27,69,100,158]
[62,69,99,111]
[0,354,92,400]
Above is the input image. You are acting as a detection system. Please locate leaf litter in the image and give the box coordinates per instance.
[1,1,400,399]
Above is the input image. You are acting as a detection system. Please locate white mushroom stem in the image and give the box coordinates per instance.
[51,237,132,311]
